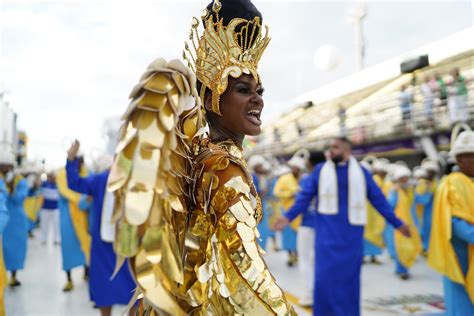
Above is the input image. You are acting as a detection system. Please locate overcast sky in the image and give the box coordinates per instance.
[0,0,472,167]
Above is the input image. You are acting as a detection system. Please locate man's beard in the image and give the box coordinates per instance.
[331,155,344,164]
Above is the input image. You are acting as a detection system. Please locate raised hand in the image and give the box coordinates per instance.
[67,140,80,161]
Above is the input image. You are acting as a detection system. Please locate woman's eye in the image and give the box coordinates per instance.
[257,89,264,96]
[238,88,250,94]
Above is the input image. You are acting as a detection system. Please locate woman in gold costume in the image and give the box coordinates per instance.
[107,0,296,315]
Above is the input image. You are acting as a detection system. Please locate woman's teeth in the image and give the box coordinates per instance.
[247,109,262,125]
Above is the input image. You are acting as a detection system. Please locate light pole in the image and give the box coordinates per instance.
[347,0,367,71]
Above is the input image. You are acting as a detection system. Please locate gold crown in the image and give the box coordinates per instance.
[183,0,270,115]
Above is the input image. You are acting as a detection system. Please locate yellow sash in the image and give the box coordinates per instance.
[364,175,386,248]
[394,187,422,268]
[273,173,302,230]
[5,175,23,194]
[427,172,474,303]
[56,168,91,264]
[24,195,43,222]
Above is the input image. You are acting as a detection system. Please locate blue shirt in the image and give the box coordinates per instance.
[41,181,59,210]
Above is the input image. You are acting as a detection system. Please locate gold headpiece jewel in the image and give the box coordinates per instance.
[183,0,270,115]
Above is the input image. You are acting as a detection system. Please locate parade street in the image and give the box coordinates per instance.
[6,236,444,316]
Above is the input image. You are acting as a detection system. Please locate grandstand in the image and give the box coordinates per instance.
[248,27,474,166]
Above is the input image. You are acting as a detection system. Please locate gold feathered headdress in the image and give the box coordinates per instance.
[183,0,271,115]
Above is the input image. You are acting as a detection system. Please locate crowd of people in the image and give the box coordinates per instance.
[248,129,473,316]
[0,149,135,316]
[399,68,470,131]
[0,130,473,316]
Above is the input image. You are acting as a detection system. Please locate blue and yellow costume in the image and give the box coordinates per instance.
[274,172,301,255]
[386,186,422,275]
[428,172,474,316]
[56,168,91,273]
[2,175,29,273]
[66,160,135,307]
[414,178,436,251]
[0,179,10,316]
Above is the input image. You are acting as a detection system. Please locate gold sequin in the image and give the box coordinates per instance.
[225,176,250,196]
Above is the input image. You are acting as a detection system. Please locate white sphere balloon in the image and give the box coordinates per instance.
[313,44,342,72]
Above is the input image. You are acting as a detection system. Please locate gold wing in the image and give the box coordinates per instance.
[107,58,203,316]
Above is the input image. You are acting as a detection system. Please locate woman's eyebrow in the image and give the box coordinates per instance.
[234,81,250,87]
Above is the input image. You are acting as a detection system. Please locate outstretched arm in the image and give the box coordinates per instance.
[284,169,319,222]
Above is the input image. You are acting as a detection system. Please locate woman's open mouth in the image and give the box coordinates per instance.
[246,108,262,126]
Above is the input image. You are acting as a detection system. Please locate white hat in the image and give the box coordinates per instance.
[451,131,474,157]
[373,158,390,172]
[288,149,309,171]
[450,123,474,158]
[421,159,440,173]
[262,161,272,173]
[95,154,114,173]
[392,164,411,181]
[288,156,307,171]
[413,167,428,179]
[247,155,267,171]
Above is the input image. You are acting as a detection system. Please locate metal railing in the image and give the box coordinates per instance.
[249,80,474,156]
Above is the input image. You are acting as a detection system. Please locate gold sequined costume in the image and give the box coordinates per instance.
[107,0,296,315]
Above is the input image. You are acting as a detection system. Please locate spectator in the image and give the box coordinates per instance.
[399,84,413,131]
[447,68,469,125]
[434,72,447,102]
[421,76,435,126]
[338,105,347,137]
